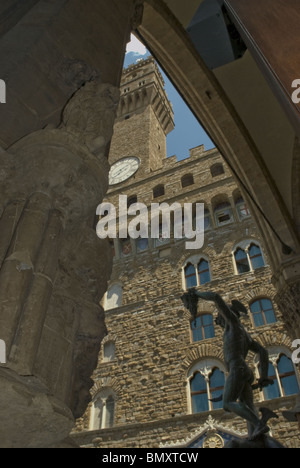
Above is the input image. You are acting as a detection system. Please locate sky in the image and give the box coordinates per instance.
[124,35,215,161]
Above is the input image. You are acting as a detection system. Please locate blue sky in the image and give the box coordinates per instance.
[124,35,215,161]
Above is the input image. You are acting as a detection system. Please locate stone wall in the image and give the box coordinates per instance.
[73,145,300,448]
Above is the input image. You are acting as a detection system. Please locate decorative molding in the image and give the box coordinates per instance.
[159,415,247,448]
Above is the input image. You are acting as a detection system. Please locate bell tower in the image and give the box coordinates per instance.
[108,57,174,181]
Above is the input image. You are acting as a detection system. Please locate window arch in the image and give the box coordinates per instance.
[262,354,300,401]
[233,241,265,274]
[250,298,277,327]
[191,314,215,342]
[184,257,211,290]
[210,163,225,177]
[181,174,194,188]
[188,361,226,413]
[153,184,165,198]
[91,390,116,430]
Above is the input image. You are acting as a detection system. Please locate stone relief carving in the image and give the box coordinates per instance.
[61,80,120,157]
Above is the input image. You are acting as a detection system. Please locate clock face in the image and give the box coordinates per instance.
[109,157,140,186]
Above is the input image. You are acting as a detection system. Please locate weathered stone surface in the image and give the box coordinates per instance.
[0,79,121,447]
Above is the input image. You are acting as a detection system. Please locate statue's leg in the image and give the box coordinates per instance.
[223,368,260,428]
[240,381,259,438]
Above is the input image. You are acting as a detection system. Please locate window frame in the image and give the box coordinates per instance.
[190,314,215,343]
[250,298,277,327]
[260,352,300,401]
[188,360,226,414]
[90,390,116,430]
[233,241,266,275]
[183,256,211,290]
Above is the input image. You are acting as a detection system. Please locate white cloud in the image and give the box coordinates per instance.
[126,34,147,55]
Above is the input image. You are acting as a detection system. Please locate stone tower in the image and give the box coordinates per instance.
[109,57,174,177]
[73,58,300,449]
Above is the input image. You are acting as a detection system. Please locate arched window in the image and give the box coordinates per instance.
[184,258,211,290]
[250,298,277,327]
[211,163,225,177]
[181,174,194,188]
[234,248,250,274]
[234,241,265,274]
[189,362,225,414]
[249,244,265,269]
[262,354,299,401]
[103,341,116,362]
[185,263,197,289]
[105,284,122,310]
[91,391,115,430]
[191,314,215,342]
[153,184,165,198]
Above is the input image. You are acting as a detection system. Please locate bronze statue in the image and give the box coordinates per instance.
[182,289,280,443]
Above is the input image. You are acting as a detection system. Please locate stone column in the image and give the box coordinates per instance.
[0,80,121,448]
[0,0,147,446]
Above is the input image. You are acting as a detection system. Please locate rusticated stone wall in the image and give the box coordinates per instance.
[73,143,300,448]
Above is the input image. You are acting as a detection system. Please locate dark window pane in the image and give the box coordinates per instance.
[137,238,149,252]
[191,317,204,342]
[198,260,211,285]
[191,315,215,342]
[235,248,250,273]
[182,174,194,188]
[211,164,225,177]
[192,393,209,413]
[282,374,299,396]
[277,355,299,396]
[153,185,165,198]
[106,396,115,428]
[191,372,208,413]
[191,372,206,392]
[249,244,265,269]
[210,369,225,410]
[250,299,276,327]
[185,264,197,288]
[264,363,280,400]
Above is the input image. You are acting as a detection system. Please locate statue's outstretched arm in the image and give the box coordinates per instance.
[194,291,235,323]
